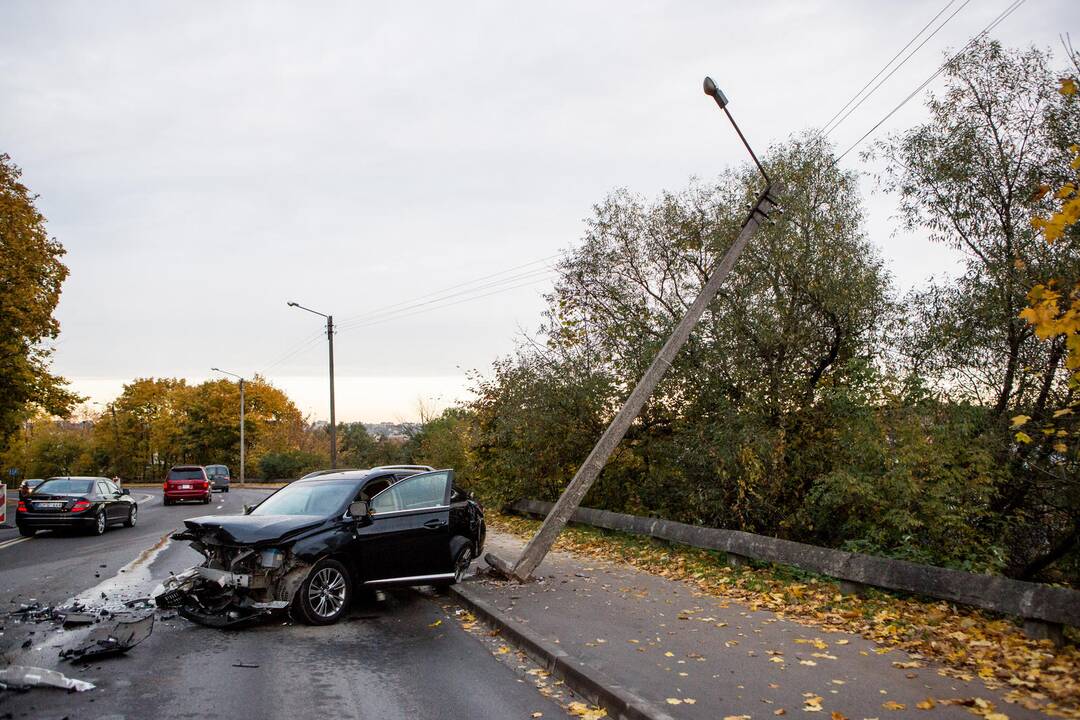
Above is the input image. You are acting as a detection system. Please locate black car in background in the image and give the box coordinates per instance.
[158,468,485,626]
[15,476,137,537]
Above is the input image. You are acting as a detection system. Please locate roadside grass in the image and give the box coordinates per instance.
[490,512,1080,718]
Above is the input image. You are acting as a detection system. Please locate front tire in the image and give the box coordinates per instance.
[124,504,137,528]
[294,559,352,625]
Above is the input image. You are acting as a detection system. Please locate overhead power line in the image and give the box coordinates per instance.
[335,272,557,335]
[335,253,560,325]
[833,0,1027,165]
[257,330,326,376]
[255,252,564,377]
[822,0,973,137]
[334,264,556,332]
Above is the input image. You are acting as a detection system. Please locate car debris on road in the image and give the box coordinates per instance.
[0,665,95,692]
[59,612,154,662]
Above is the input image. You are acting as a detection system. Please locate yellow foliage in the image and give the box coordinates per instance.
[1021,76,1080,456]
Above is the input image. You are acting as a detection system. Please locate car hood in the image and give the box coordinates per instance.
[180,514,326,546]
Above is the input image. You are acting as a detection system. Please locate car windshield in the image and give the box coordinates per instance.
[251,481,355,517]
[37,479,94,495]
[168,469,204,480]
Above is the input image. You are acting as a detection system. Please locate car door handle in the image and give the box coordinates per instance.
[423,519,446,530]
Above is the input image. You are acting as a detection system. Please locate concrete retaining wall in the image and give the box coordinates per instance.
[510,499,1079,632]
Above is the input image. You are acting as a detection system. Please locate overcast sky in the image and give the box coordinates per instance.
[2,1,1076,422]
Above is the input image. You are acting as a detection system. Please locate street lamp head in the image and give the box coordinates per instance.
[703,76,729,109]
[211,367,221,372]
[287,301,298,307]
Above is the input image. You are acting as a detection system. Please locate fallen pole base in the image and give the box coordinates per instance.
[484,552,529,582]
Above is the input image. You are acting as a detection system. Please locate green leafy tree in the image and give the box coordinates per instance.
[0,154,80,446]
[876,39,1080,577]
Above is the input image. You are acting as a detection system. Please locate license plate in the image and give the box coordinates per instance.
[181,484,191,489]
[37,501,63,508]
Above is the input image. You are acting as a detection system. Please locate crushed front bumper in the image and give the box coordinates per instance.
[154,551,307,628]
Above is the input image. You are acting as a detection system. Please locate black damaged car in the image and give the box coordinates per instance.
[156,468,485,626]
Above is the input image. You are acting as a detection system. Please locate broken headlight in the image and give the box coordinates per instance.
[258,548,285,569]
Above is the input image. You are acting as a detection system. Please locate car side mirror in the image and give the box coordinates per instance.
[243,504,254,515]
[121,488,130,495]
[348,500,370,520]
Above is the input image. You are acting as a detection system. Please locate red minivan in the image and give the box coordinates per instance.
[163,466,212,505]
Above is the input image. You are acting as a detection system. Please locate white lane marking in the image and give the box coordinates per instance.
[216,505,223,509]
[0,536,31,551]
[135,493,154,504]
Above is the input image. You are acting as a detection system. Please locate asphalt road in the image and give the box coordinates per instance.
[0,487,567,719]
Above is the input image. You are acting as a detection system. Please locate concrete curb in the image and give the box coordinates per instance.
[450,580,676,720]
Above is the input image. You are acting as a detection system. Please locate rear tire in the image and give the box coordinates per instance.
[90,511,107,536]
[18,526,35,537]
[164,498,172,506]
[435,545,474,591]
[124,504,137,528]
[294,559,352,625]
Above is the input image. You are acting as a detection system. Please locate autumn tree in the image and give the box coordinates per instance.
[878,39,1079,420]
[877,39,1080,578]
[1012,50,1080,579]
[0,153,80,451]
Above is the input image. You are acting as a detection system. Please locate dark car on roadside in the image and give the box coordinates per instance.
[15,476,137,537]
[18,478,44,500]
[157,468,485,626]
[205,464,231,493]
[163,466,212,505]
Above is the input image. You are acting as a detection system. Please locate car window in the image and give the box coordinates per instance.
[250,481,356,517]
[104,480,120,495]
[37,479,94,495]
[168,469,205,480]
[370,471,449,514]
[358,477,392,501]
[96,481,111,497]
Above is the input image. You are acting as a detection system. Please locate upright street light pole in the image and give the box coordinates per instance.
[287,302,337,469]
[211,368,246,484]
[487,76,783,581]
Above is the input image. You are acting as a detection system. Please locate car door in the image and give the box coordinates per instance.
[95,481,116,521]
[104,480,126,520]
[357,470,453,583]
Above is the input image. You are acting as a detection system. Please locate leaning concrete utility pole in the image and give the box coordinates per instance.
[486,77,783,581]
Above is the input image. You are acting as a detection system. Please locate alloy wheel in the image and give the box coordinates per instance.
[128,504,137,527]
[307,567,347,619]
[95,512,106,535]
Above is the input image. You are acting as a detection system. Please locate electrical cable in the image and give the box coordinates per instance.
[832,0,1027,164]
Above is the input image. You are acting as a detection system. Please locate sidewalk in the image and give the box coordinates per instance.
[456,530,1052,720]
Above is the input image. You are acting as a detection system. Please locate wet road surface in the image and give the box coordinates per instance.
[0,487,567,719]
